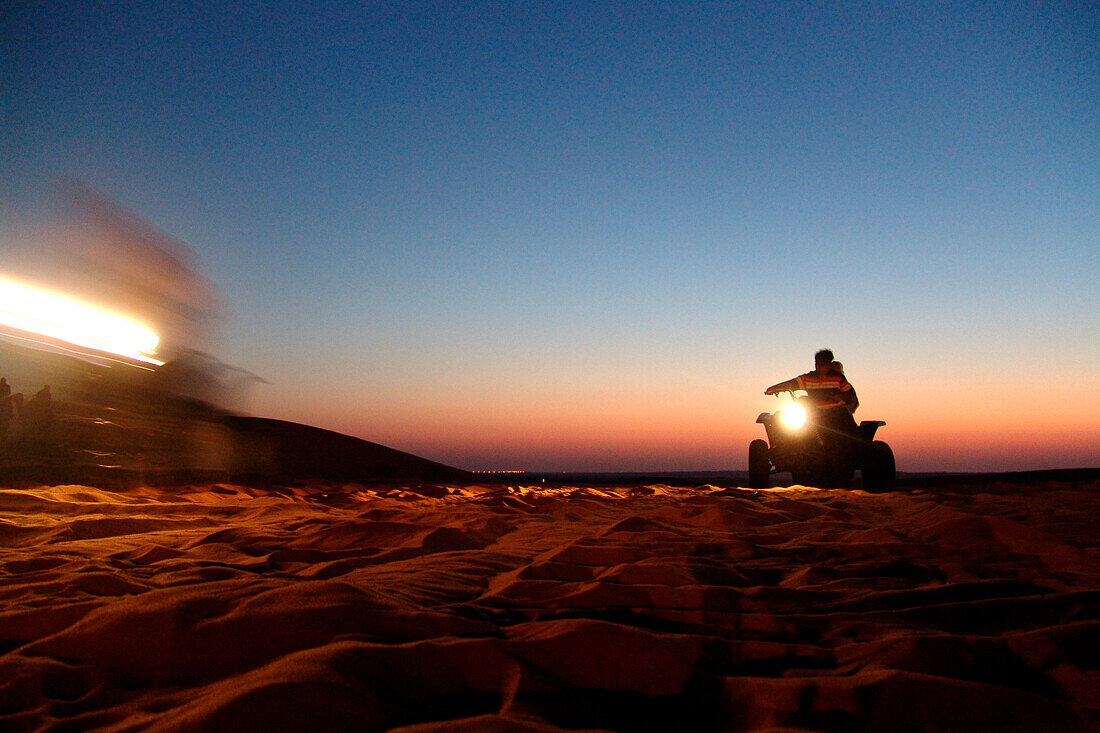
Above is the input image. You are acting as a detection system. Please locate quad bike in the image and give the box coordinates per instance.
[749,392,895,490]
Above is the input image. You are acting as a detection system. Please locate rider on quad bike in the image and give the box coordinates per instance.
[765,349,859,433]
[751,349,895,490]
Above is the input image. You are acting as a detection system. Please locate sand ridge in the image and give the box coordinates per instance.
[1,479,1097,731]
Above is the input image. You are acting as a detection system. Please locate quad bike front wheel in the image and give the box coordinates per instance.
[749,439,770,488]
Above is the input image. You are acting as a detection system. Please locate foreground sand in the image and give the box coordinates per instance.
[1,478,1097,731]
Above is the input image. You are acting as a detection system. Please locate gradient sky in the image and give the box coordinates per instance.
[3,2,1098,472]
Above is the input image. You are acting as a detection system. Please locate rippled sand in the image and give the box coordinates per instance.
[1,478,1097,731]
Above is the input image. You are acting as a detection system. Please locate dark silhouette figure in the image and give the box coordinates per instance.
[20,385,57,453]
[0,378,12,444]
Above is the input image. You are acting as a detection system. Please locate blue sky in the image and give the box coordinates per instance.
[3,1,1097,471]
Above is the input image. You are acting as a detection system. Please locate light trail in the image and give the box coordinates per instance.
[0,276,164,365]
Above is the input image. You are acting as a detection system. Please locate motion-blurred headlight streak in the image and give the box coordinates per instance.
[0,277,163,365]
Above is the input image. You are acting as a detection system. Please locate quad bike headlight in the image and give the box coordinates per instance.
[779,403,807,429]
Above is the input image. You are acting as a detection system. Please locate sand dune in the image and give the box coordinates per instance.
[1,476,1097,731]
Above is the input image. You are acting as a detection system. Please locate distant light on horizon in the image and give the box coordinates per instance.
[0,276,164,365]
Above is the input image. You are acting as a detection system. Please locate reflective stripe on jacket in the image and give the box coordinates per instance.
[795,371,854,410]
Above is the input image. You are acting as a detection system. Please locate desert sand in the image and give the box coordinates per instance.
[1,476,1097,731]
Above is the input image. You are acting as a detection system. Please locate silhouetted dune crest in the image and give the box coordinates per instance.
[222,416,472,483]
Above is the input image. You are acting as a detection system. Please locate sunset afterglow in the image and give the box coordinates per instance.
[4,3,1097,472]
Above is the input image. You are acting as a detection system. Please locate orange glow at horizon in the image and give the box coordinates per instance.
[0,276,163,365]
[251,354,1100,473]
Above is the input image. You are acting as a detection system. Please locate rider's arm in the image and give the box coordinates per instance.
[845,387,859,413]
[764,378,800,395]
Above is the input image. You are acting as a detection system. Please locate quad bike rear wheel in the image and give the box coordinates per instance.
[862,440,896,491]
